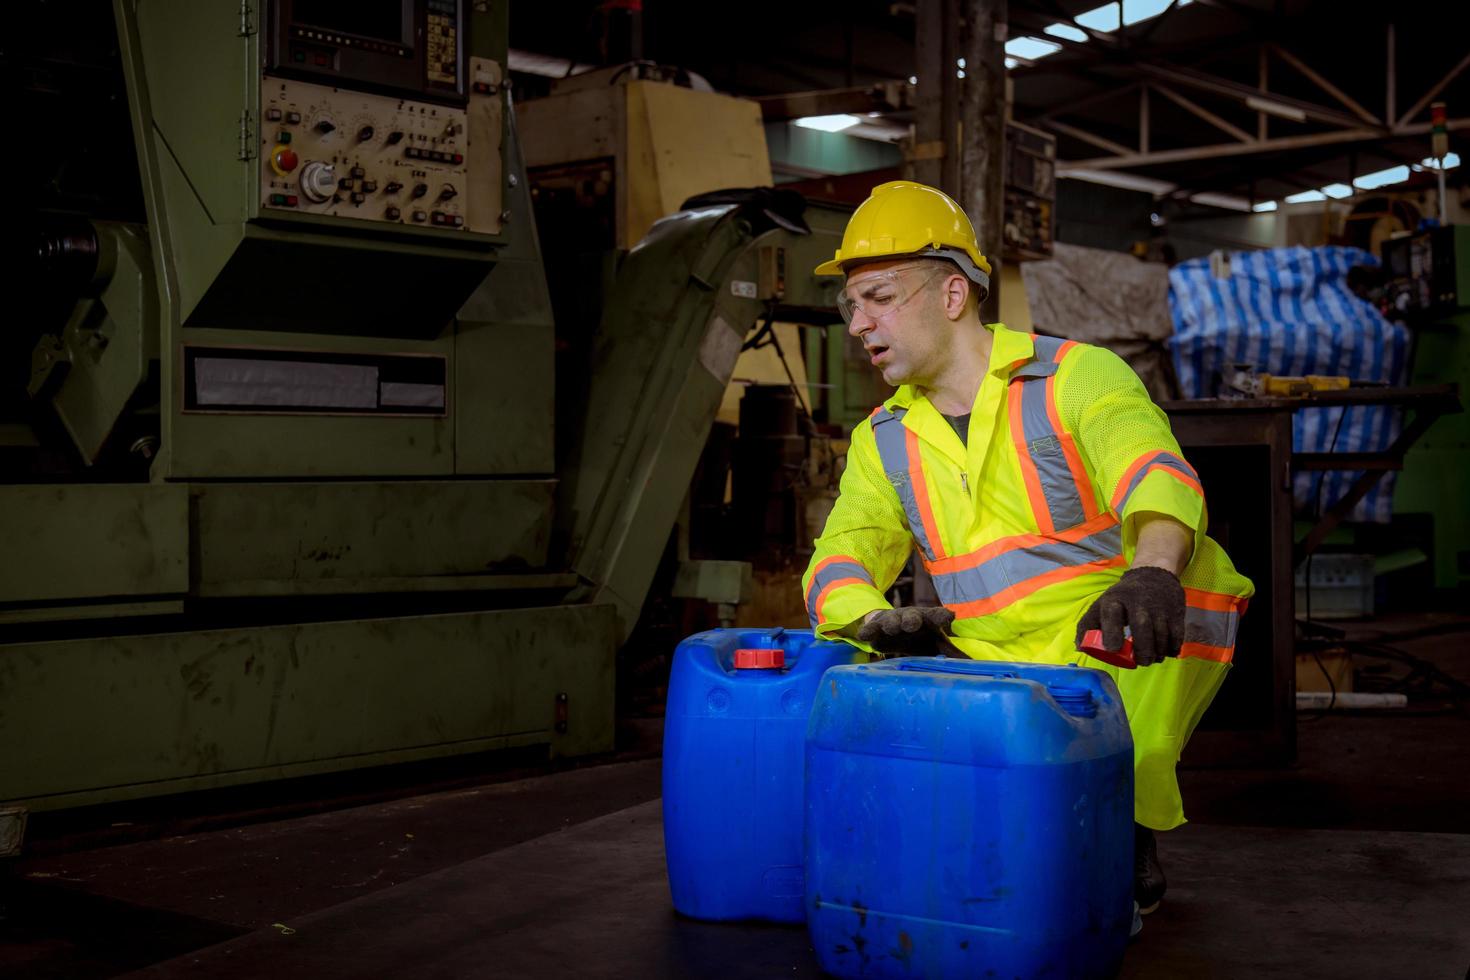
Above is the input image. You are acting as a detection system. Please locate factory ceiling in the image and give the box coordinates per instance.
[508,0,1470,210]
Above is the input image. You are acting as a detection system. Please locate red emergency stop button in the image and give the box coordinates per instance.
[271,145,299,176]
[734,648,785,670]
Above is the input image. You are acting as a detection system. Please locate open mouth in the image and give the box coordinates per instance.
[868,344,889,364]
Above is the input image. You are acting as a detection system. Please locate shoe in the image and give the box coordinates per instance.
[1135,824,1166,915]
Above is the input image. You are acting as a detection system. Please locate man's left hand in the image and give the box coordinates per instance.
[1075,566,1186,667]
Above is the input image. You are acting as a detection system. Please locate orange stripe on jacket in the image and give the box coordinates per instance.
[944,554,1128,619]
[1008,381,1054,534]
[1043,372,1101,522]
[1179,642,1233,663]
[812,576,874,626]
[1109,455,1205,512]
[1185,589,1248,614]
[925,512,1120,576]
[906,426,947,560]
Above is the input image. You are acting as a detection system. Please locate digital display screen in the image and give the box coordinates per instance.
[293,0,406,43]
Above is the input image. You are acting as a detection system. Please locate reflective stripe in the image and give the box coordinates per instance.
[928,515,1125,617]
[1008,334,1099,533]
[805,555,876,627]
[871,408,943,561]
[1111,450,1203,513]
[1179,590,1247,663]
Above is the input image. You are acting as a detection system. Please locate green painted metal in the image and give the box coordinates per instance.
[0,604,616,812]
[1395,310,1470,588]
[192,480,557,592]
[560,201,848,636]
[0,484,188,604]
[26,222,158,464]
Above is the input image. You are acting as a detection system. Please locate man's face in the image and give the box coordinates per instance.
[841,259,950,387]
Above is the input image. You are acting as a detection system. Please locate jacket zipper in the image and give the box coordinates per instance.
[960,472,970,495]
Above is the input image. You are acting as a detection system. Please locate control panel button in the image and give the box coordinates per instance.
[350,166,365,178]
[362,180,378,192]
[266,107,282,121]
[299,161,337,203]
[276,130,292,144]
[286,111,302,124]
[350,191,366,204]
[405,147,422,159]
[451,152,464,165]
[412,210,427,222]
[270,145,299,176]
[386,206,401,220]
[338,177,356,190]
[268,193,299,207]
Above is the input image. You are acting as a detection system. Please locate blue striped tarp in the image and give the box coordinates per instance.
[1168,245,1410,523]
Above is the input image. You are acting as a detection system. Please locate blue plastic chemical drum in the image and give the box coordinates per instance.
[805,657,1134,978]
[663,628,865,922]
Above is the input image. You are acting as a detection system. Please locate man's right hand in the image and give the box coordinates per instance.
[855,607,961,658]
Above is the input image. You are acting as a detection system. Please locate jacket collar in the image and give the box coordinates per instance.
[881,321,1031,413]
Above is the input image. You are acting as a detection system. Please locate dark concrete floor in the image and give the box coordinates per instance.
[3,612,1467,978]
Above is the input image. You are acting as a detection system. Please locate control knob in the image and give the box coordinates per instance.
[299,161,337,203]
[411,182,428,199]
[438,183,458,200]
[315,118,337,135]
[357,125,375,142]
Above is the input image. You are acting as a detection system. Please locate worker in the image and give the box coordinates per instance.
[801,180,1254,921]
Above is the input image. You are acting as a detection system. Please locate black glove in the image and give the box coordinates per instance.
[1074,566,1186,667]
[856,606,961,658]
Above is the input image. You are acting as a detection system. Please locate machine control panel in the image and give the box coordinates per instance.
[258,67,502,234]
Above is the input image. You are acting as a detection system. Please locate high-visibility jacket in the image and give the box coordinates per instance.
[801,322,1254,830]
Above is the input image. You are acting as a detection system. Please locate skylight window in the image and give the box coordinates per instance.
[1321,183,1354,199]
[1123,0,1175,26]
[1044,23,1089,43]
[1252,201,1279,213]
[1075,3,1121,32]
[1005,36,1062,61]
[1419,152,1462,170]
[1284,190,1327,204]
[1354,165,1411,189]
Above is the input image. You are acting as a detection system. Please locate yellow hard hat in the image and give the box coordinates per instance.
[814,180,992,292]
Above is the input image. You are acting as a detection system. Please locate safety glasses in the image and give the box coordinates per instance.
[835,264,946,324]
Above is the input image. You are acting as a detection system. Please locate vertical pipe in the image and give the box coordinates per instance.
[1386,23,1396,125]
[1257,45,1268,140]
[913,0,944,187]
[1140,85,1150,154]
[960,0,1006,321]
[939,0,962,198]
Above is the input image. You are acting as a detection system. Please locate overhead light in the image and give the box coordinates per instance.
[1057,167,1176,195]
[1076,2,1121,32]
[1188,192,1254,212]
[1284,189,1327,204]
[957,69,967,79]
[1252,201,1279,213]
[1420,152,1462,170]
[793,114,862,133]
[1005,36,1062,61]
[908,75,918,85]
[1245,96,1307,122]
[1321,183,1354,199]
[1005,57,1019,69]
[1355,165,1411,189]
[1044,23,1088,42]
[957,57,966,68]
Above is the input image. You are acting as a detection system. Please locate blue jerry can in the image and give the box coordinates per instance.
[663,628,865,922]
[805,657,1134,978]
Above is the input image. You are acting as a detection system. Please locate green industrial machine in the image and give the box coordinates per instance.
[1388,225,1470,590]
[1,1,847,827]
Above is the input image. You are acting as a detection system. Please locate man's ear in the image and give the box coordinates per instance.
[941,274,970,321]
